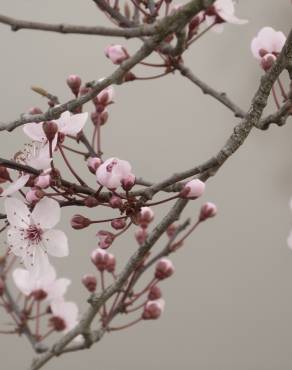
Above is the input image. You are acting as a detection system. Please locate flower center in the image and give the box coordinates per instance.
[32,289,47,301]
[106,159,118,173]
[49,316,66,331]
[25,225,43,243]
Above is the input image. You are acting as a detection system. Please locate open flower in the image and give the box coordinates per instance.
[251,27,286,69]
[49,300,79,333]
[205,0,247,32]
[23,111,88,145]
[1,143,51,197]
[5,197,69,274]
[96,157,134,189]
[13,263,70,302]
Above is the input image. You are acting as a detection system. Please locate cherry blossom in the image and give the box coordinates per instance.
[5,197,69,274]
[23,111,88,145]
[205,0,247,32]
[12,263,70,302]
[96,157,134,190]
[49,300,79,333]
[251,27,286,69]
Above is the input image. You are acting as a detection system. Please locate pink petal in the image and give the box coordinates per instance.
[23,122,46,143]
[12,268,32,295]
[31,198,60,229]
[1,175,30,197]
[57,112,88,136]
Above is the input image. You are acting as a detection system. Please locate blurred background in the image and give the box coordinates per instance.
[0,0,292,369]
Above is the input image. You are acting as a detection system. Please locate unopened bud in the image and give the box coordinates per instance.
[199,202,217,221]
[71,214,91,230]
[137,207,154,228]
[109,195,123,209]
[135,228,148,246]
[43,121,58,142]
[111,218,126,230]
[82,274,97,292]
[97,230,115,249]
[148,285,162,300]
[66,74,82,95]
[26,189,44,203]
[34,174,51,189]
[180,179,205,199]
[121,173,136,191]
[142,299,165,320]
[84,196,99,208]
[155,258,175,280]
[28,107,43,114]
[87,157,102,174]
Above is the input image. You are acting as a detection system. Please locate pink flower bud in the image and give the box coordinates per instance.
[111,218,126,230]
[97,230,115,249]
[0,166,11,183]
[100,110,109,126]
[82,274,97,292]
[180,179,205,199]
[105,44,129,64]
[96,157,133,190]
[137,207,154,228]
[260,53,276,71]
[71,214,91,230]
[148,285,162,300]
[166,223,177,238]
[26,189,44,204]
[84,196,99,208]
[87,157,102,174]
[34,174,51,189]
[135,228,148,246]
[199,202,217,221]
[28,107,43,114]
[43,121,58,142]
[142,299,165,320]
[66,74,82,95]
[97,86,115,106]
[155,258,175,280]
[91,248,116,272]
[121,173,136,191]
[109,195,123,209]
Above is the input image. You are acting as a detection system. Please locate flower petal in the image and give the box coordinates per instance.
[7,227,28,256]
[12,268,33,295]
[48,278,71,301]
[1,175,30,197]
[5,197,30,227]
[57,112,88,136]
[23,122,46,143]
[42,229,69,257]
[31,198,60,229]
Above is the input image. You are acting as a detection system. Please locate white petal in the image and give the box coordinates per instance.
[31,198,60,229]
[12,268,33,295]
[58,112,88,136]
[25,248,50,277]
[1,175,30,197]
[48,278,71,301]
[5,198,30,227]
[23,122,46,143]
[7,227,28,256]
[42,229,69,257]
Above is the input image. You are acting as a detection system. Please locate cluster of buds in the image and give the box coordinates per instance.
[91,248,116,272]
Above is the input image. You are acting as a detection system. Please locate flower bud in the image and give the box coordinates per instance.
[66,74,82,95]
[82,274,97,292]
[142,299,165,320]
[31,289,47,301]
[135,228,148,246]
[97,230,115,249]
[180,179,205,199]
[111,218,126,230]
[97,86,114,106]
[84,196,99,208]
[26,189,44,204]
[199,202,217,221]
[71,214,91,230]
[260,53,276,71]
[137,207,154,228]
[124,72,136,82]
[148,285,162,300]
[121,173,136,191]
[43,121,58,142]
[28,107,43,114]
[105,44,129,64]
[0,166,11,183]
[100,110,109,126]
[91,248,115,272]
[106,253,116,273]
[166,223,177,238]
[87,157,102,174]
[155,258,175,280]
[109,195,123,209]
[34,174,51,189]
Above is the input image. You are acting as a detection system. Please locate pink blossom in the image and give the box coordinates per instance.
[66,74,82,95]
[199,202,217,221]
[155,258,175,280]
[50,300,79,333]
[25,189,44,204]
[5,197,69,275]
[251,27,286,69]
[96,157,133,190]
[13,264,70,302]
[105,45,129,64]
[142,299,165,320]
[180,179,205,199]
[23,111,88,145]
[205,0,247,32]
[34,173,51,189]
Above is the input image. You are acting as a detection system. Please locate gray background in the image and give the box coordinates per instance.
[1,0,292,369]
